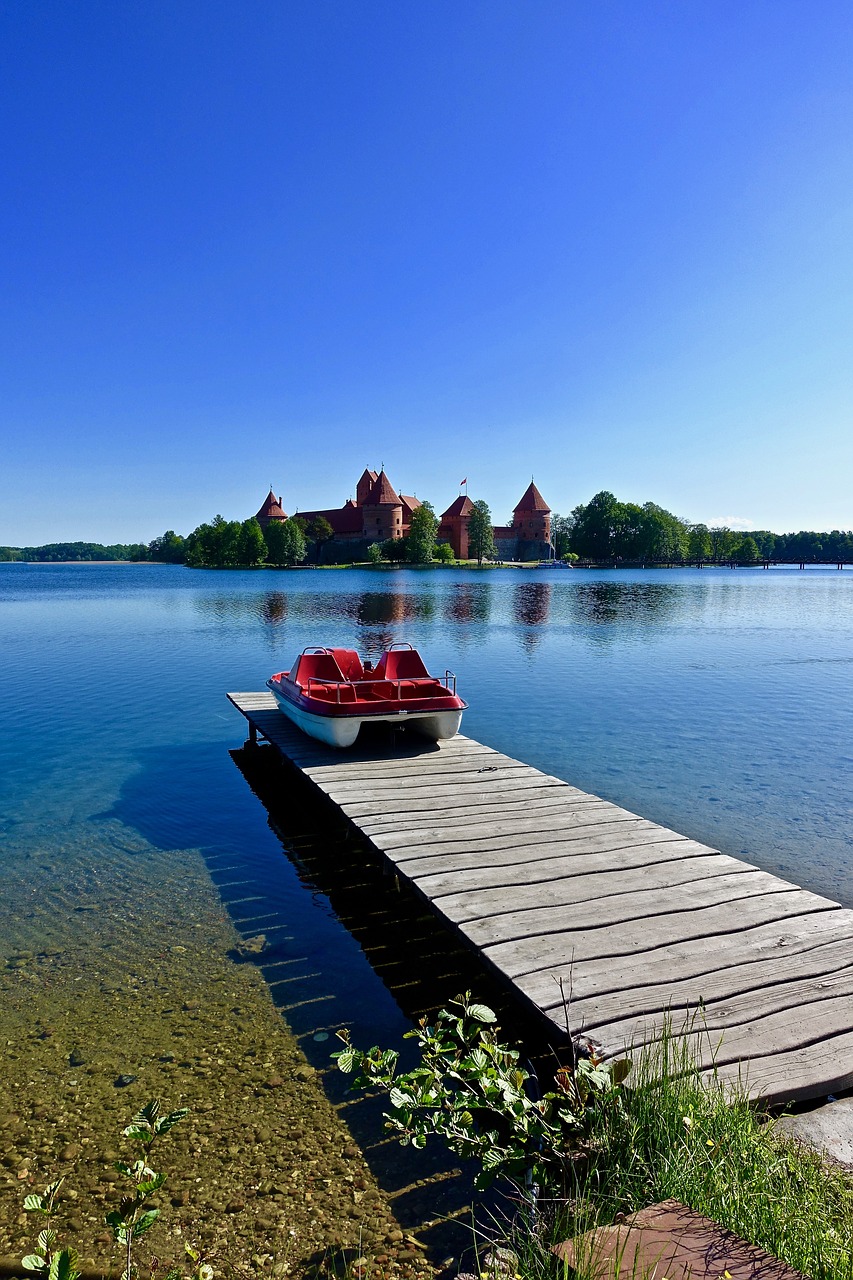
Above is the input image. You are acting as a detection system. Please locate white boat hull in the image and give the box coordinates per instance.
[268,689,463,749]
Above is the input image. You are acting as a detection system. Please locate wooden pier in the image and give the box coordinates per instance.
[228,692,853,1103]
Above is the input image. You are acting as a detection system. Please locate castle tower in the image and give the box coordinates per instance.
[360,469,404,541]
[438,495,475,559]
[355,469,379,507]
[512,482,551,545]
[255,489,287,530]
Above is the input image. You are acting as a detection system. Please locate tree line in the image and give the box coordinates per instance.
[4,492,850,567]
[554,492,853,564]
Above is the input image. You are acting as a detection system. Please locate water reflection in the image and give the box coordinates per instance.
[567,581,686,634]
[443,582,492,625]
[512,581,550,652]
[261,591,287,626]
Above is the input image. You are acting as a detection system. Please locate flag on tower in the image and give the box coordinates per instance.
[460,477,467,486]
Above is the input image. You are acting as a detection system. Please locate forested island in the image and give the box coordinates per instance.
[3,490,852,567]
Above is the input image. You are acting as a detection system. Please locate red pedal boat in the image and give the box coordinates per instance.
[267,643,467,748]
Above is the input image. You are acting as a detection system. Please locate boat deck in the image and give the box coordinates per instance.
[228,692,853,1103]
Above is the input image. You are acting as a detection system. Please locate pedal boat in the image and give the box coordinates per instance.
[266,644,467,749]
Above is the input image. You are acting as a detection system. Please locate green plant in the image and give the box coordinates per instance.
[22,1179,80,1280]
[334,992,629,1192]
[106,1099,189,1280]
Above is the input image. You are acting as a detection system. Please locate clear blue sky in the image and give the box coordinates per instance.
[2,1,852,544]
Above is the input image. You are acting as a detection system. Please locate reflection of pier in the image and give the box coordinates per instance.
[228,694,853,1104]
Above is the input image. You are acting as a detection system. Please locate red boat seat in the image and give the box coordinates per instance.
[374,648,431,681]
[291,651,346,687]
[329,648,364,681]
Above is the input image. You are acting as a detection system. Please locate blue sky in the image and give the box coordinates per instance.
[2,1,852,544]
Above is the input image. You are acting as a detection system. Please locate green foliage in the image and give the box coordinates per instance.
[8,542,148,562]
[237,517,267,567]
[379,537,408,562]
[334,992,629,1192]
[434,542,454,562]
[467,500,496,565]
[21,1179,80,1280]
[687,522,712,561]
[734,534,760,563]
[406,501,438,563]
[550,513,574,559]
[307,515,335,547]
[555,1025,853,1280]
[106,1099,188,1280]
[366,541,383,564]
[147,530,186,563]
[277,517,307,565]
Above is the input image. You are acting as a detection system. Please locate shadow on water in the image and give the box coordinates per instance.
[566,580,687,637]
[101,739,561,1256]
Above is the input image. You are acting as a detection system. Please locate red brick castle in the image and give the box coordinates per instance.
[255,468,552,560]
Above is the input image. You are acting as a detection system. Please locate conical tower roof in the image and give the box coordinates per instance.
[367,470,401,506]
[513,482,550,513]
[255,488,287,521]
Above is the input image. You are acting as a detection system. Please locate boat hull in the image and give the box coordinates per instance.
[267,685,464,749]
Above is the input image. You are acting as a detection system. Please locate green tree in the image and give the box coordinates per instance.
[709,526,736,563]
[434,542,454,563]
[467,500,496,565]
[568,491,622,561]
[380,537,408,562]
[550,513,574,559]
[280,518,307,566]
[238,517,267,566]
[266,518,306,566]
[406,501,438,563]
[366,541,383,564]
[147,530,186,563]
[734,535,760,564]
[307,515,335,560]
[687,523,711,562]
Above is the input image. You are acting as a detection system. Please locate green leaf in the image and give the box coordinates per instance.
[610,1057,632,1084]
[334,1048,358,1074]
[467,1003,497,1024]
[22,1255,46,1272]
[137,1173,166,1194]
[23,1195,46,1212]
[154,1107,188,1136]
[135,1209,160,1236]
[388,1087,410,1111]
[122,1126,151,1144]
[48,1249,80,1280]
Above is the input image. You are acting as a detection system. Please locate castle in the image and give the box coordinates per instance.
[255,467,552,561]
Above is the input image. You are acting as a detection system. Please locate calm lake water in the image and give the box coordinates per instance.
[2,561,852,1044]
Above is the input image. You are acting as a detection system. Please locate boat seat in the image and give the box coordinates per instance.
[374,648,432,680]
[329,648,364,681]
[291,652,346,687]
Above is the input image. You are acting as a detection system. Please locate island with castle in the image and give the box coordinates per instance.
[253,467,553,561]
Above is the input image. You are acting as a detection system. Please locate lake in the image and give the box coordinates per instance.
[0,562,851,1264]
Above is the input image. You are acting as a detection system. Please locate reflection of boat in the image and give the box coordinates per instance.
[267,643,467,748]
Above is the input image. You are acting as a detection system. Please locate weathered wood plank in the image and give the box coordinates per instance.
[394,828,690,876]
[480,890,838,972]
[557,956,853,1048]
[448,869,788,940]
[410,840,720,897]
[526,910,853,1011]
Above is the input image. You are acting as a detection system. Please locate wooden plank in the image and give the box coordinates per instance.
[394,828,691,876]
[481,890,838,972]
[358,804,639,850]
[557,957,853,1048]
[449,869,788,940]
[340,784,571,818]
[525,911,853,1011]
[711,1027,853,1102]
[410,840,722,897]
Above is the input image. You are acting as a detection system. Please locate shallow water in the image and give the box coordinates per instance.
[1,562,851,1265]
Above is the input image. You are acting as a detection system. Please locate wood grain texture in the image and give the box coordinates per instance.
[227,692,853,1103]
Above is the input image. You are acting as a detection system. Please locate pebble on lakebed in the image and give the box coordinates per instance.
[0,833,435,1280]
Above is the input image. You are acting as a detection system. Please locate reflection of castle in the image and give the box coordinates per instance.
[255,469,552,560]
